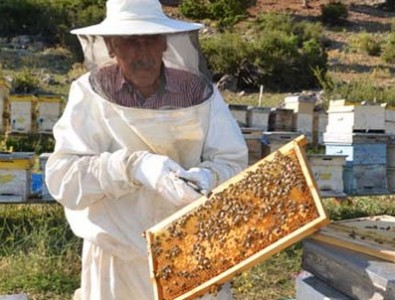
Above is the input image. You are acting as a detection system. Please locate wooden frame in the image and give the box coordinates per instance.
[145,135,330,300]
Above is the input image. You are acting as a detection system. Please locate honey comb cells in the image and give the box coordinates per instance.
[146,136,328,300]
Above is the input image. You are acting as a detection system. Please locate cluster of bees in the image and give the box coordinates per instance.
[148,151,319,300]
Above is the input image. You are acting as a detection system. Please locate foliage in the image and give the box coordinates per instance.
[320,1,348,25]
[201,13,327,92]
[2,134,55,154]
[381,19,395,63]
[12,68,40,94]
[179,0,254,28]
[349,32,382,57]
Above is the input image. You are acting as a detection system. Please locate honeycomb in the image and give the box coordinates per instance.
[145,136,329,300]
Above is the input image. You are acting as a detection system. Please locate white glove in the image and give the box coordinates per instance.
[132,152,202,205]
[176,167,214,194]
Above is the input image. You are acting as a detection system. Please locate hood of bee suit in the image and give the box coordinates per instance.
[72,0,213,103]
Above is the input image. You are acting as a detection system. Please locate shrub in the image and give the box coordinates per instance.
[179,0,254,28]
[381,19,395,63]
[320,1,348,25]
[349,32,382,56]
[12,68,40,94]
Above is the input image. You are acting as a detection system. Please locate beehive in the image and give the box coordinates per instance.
[241,128,265,165]
[9,94,36,133]
[0,152,35,202]
[145,135,329,300]
[228,104,249,127]
[246,106,271,130]
[37,95,63,133]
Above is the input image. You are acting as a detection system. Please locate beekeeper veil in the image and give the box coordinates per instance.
[70,0,213,103]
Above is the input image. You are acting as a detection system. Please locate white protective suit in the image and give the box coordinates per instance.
[46,72,248,299]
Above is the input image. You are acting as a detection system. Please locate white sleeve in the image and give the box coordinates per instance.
[199,86,249,185]
[45,76,142,210]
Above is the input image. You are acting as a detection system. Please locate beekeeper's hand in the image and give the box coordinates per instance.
[176,167,214,195]
[131,152,202,205]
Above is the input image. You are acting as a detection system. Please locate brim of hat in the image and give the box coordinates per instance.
[70,18,203,35]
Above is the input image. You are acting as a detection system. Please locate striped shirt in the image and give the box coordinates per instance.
[91,64,209,109]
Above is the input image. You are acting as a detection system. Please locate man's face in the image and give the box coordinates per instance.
[107,35,167,89]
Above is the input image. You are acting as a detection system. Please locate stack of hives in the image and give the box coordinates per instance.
[283,93,317,144]
[229,104,272,165]
[145,135,329,300]
[297,215,395,300]
[324,99,390,195]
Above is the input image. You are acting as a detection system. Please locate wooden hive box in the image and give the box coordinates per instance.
[228,104,249,127]
[268,108,295,131]
[312,111,327,146]
[145,135,329,300]
[0,152,35,202]
[343,164,388,195]
[326,100,385,134]
[283,95,316,114]
[36,95,63,134]
[307,154,347,198]
[323,132,391,145]
[325,143,387,167]
[387,167,395,193]
[9,94,36,133]
[246,106,271,130]
[261,131,301,154]
[241,127,265,166]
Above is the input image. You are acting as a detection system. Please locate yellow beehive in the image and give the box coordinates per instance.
[145,135,329,300]
[36,95,64,133]
[0,152,35,202]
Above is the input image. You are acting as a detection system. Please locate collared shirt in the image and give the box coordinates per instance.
[91,64,209,109]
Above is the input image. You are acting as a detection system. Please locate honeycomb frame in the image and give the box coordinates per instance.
[145,135,330,300]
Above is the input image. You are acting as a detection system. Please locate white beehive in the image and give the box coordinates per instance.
[283,94,316,114]
[307,154,347,198]
[246,106,271,130]
[326,100,385,134]
[0,152,35,202]
[9,94,35,133]
[37,95,63,133]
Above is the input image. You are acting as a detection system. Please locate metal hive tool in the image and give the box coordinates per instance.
[145,135,330,300]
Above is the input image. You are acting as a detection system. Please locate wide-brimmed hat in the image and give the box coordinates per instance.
[71,0,202,36]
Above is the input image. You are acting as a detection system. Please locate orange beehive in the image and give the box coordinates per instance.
[145,135,329,300]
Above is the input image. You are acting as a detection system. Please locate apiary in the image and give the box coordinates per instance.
[268,108,295,131]
[39,152,54,201]
[326,100,385,134]
[36,95,63,133]
[307,154,346,198]
[9,94,36,133]
[145,135,329,300]
[228,104,249,127]
[246,106,270,130]
[0,152,35,202]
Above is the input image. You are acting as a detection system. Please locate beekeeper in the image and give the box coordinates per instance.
[45,0,248,299]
